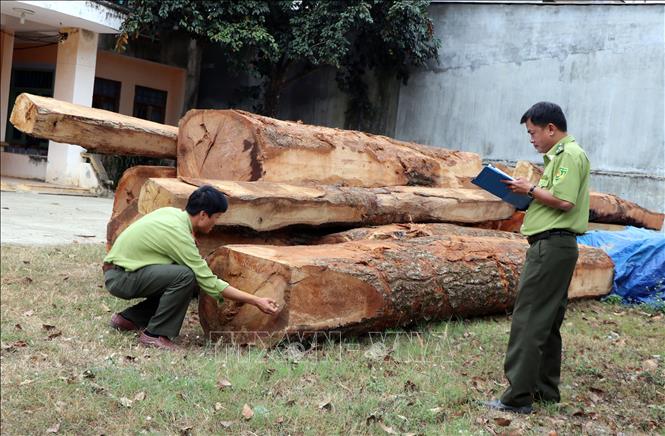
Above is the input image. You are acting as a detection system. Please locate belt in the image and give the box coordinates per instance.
[102,262,123,273]
[527,229,579,245]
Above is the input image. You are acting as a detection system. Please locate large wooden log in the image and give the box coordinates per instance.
[9,93,177,158]
[106,167,326,253]
[316,222,526,244]
[590,192,663,230]
[107,202,314,256]
[506,161,663,230]
[199,233,613,345]
[177,109,482,188]
[473,193,664,232]
[111,166,177,219]
[138,177,515,232]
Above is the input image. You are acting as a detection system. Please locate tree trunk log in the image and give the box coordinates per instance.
[503,161,663,230]
[479,194,663,231]
[9,93,177,158]
[316,222,526,244]
[590,192,663,230]
[177,109,482,188]
[199,233,614,345]
[106,167,325,253]
[111,166,177,219]
[138,177,515,232]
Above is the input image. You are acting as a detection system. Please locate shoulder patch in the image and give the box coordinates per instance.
[554,166,568,182]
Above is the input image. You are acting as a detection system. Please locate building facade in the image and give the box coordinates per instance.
[1,1,186,190]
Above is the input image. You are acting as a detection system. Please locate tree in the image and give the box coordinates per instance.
[117,0,440,125]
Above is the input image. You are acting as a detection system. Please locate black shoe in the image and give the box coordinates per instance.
[484,399,533,414]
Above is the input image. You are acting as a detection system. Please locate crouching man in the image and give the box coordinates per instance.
[103,185,279,350]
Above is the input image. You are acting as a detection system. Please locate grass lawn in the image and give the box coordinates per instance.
[1,243,663,435]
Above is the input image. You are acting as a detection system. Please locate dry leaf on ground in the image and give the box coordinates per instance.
[217,378,232,390]
[242,403,253,420]
[494,417,512,427]
[379,422,399,434]
[642,359,658,371]
[318,399,332,410]
[119,397,133,408]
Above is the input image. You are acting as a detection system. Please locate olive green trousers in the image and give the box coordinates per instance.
[500,235,579,407]
[104,264,197,338]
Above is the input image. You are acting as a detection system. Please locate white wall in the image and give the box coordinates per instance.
[0,151,46,179]
[395,3,665,213]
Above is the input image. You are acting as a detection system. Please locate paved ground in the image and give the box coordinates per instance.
[1,190,113,245]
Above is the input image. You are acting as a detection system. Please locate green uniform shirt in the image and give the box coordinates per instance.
[521,135,590,236]
[104,207,228,301]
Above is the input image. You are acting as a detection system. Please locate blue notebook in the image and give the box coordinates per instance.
[471,165,532,210]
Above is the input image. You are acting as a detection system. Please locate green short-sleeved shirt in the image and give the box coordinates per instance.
[104,207,228,301]
[520,136,590,236]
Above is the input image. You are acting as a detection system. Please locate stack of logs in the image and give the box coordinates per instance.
[11,93,664,346]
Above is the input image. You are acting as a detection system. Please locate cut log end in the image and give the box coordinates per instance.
[9,93,36,135]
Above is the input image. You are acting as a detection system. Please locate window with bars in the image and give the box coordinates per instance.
[4,69,53,154]
[92,77,121,112]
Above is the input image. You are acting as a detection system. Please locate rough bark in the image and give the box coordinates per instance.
[199,234,614,345]
[10,93,177,158]
[138,177,515,232]
[316,222,526,244]
[177,109,482,188]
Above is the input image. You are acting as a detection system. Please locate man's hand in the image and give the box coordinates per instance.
[253,297,280,315]
[501,177,573,211]
[221,285,281,315]
[501,177,533,195]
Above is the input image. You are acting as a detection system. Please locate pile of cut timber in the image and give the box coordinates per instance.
[10,93,664,346]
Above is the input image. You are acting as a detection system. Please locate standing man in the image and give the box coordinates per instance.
[486,102,590,413]
[103,185,279,350]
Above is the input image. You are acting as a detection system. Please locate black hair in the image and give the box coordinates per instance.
[520,101,567,132]
[185,185,228,216]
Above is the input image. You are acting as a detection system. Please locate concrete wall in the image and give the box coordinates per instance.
[0,151,46,180]
[95,50,186,126]
[395,3,664,213]
[196,3,664,213]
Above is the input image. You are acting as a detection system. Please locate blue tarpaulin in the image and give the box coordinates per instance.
[577,226,665,308]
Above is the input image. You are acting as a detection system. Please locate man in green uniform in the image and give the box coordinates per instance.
[103,185,279,350]
[486,102,590,413]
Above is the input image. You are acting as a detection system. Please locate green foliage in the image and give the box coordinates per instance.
[117,0,440,121]
[100,155,173,188]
